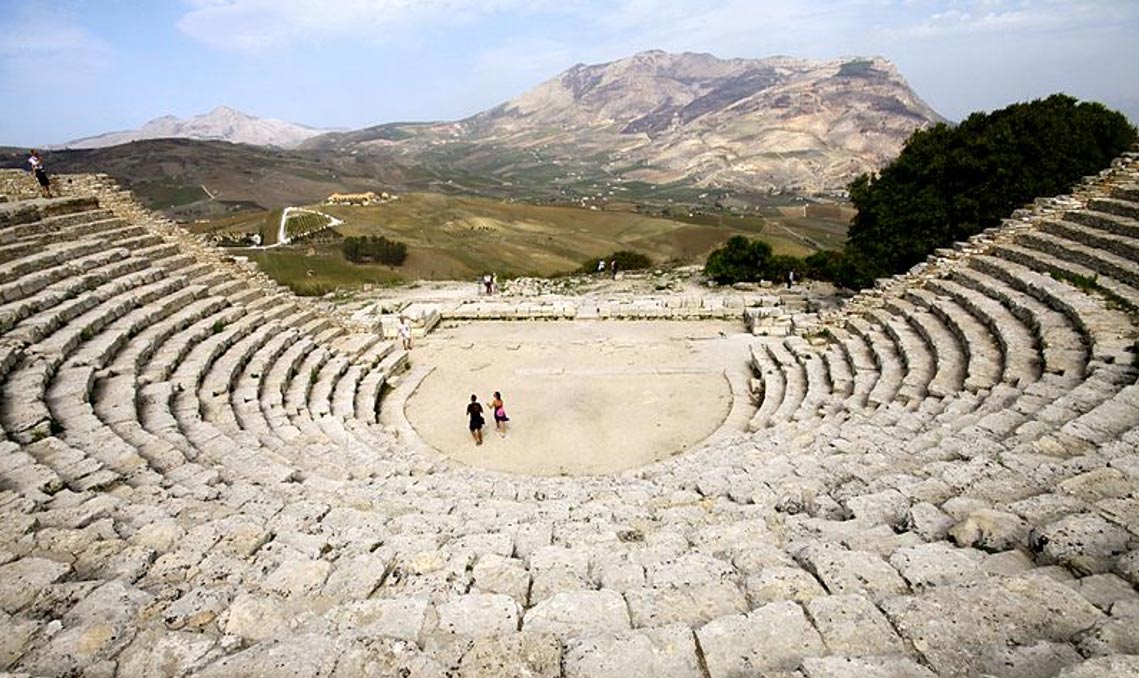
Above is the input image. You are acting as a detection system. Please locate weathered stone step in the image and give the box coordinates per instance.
[824,325,878,411]
[865,308,933,407]
[1066,207,1139,240]
[846,317,905,409]
[1040,218,1139,262]
[0,196,100,229]
[1088,195,1139,221]
[948,266,1087,379]
[924,277,1042,388]
[889,295,971,397]
[969,255,1133,365]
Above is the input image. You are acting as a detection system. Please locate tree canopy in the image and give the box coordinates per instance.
[842,94,1136,287]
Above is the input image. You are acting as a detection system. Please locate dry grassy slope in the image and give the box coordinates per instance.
[317,192,836,280]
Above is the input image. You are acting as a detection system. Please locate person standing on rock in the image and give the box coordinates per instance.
[491,391,509,437]
[398,316,413,351]
[27,150,52,198]
[467,394,485,445]
[787,269,795,289]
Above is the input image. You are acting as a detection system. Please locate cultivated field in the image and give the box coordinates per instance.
[200,192,849,292]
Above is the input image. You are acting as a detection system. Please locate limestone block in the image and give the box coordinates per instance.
[17,580,146,673]
[1030,512,1133,574]
[625,583,748,628]
[1059,467,1133,503]
[947,508,1028,552]
[0,557,71,613]
[1098,497,1139,534]
[594,556,646,592]
[195,634,342,678]
[457,632,562,678]
[115,628,220,678]
[805,593,906,656]
[564,624,702,678]
[435,593,520,637]
[221,593,292,641]
[905,502,955,540]
[971,641,1083,678]
[162,586,232,631]
[262,557,332,599]
[980,549,1035,576]
[730,543,796,575]
[523,590,630,638]
[472,554,530,605]
[800,656,935,678]
[1008,493,1091,527]
[1116,549,1139,586]
[1076,616,1139,656]
[744,566,827,605]
[331,597,429,642]
[798,543,908,601]
[843,489,909,526]
[888,542,985,591]
[880,576,1104,677]
[0,613,39,670]
[1058,655,1139,678]
[696,600,825,677]
[510,523,552,561]
[322,553,389,601]
[646,553,734,588]
[1066,572,1139,612]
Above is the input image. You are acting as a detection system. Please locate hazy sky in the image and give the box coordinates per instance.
[2,0,1137,145]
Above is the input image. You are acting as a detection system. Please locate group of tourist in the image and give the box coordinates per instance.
[466,392,508,445]
[596,259,619,279]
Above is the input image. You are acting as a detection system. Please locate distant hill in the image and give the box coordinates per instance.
[304,51,945,193]
[59,106,331,150]
[24,51,946,210]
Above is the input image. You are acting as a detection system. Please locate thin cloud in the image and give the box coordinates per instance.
[176,0,579,51]
[0,4,113,66]
[881,0,1139,40]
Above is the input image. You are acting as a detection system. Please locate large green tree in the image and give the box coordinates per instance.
[842,94,1136,288]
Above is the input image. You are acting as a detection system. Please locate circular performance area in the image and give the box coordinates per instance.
[404,320,750,475]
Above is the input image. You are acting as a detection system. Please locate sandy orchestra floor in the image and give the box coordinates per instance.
[403,320,751,475]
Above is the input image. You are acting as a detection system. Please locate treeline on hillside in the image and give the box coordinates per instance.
[342,235,408,266]
[704,94,1137,288]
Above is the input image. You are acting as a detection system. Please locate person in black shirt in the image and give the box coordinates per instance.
[466,394,485,445]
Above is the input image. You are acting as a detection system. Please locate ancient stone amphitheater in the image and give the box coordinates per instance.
[0,152,1137,678]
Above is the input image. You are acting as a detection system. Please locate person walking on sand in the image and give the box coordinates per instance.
[491,391,509,437]
[27,150,52,198]
[466,394,485,445]
[398,316,412,351]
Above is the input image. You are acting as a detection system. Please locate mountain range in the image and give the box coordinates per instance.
[305,51,944,193]
[27,51,945,208]
[60,106,331,150]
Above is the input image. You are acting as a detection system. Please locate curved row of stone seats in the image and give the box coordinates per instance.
[0,185,410,494]
[2,160,1139,677]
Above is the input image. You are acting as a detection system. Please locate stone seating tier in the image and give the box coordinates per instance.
[0,156,1138,677]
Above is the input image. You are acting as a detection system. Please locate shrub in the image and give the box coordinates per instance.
[342,235,408,266]
[580,250,652,273]
[703,236,774,284]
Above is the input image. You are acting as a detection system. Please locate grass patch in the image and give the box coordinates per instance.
[243,248,403,296]
[1050,270,1139,316]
